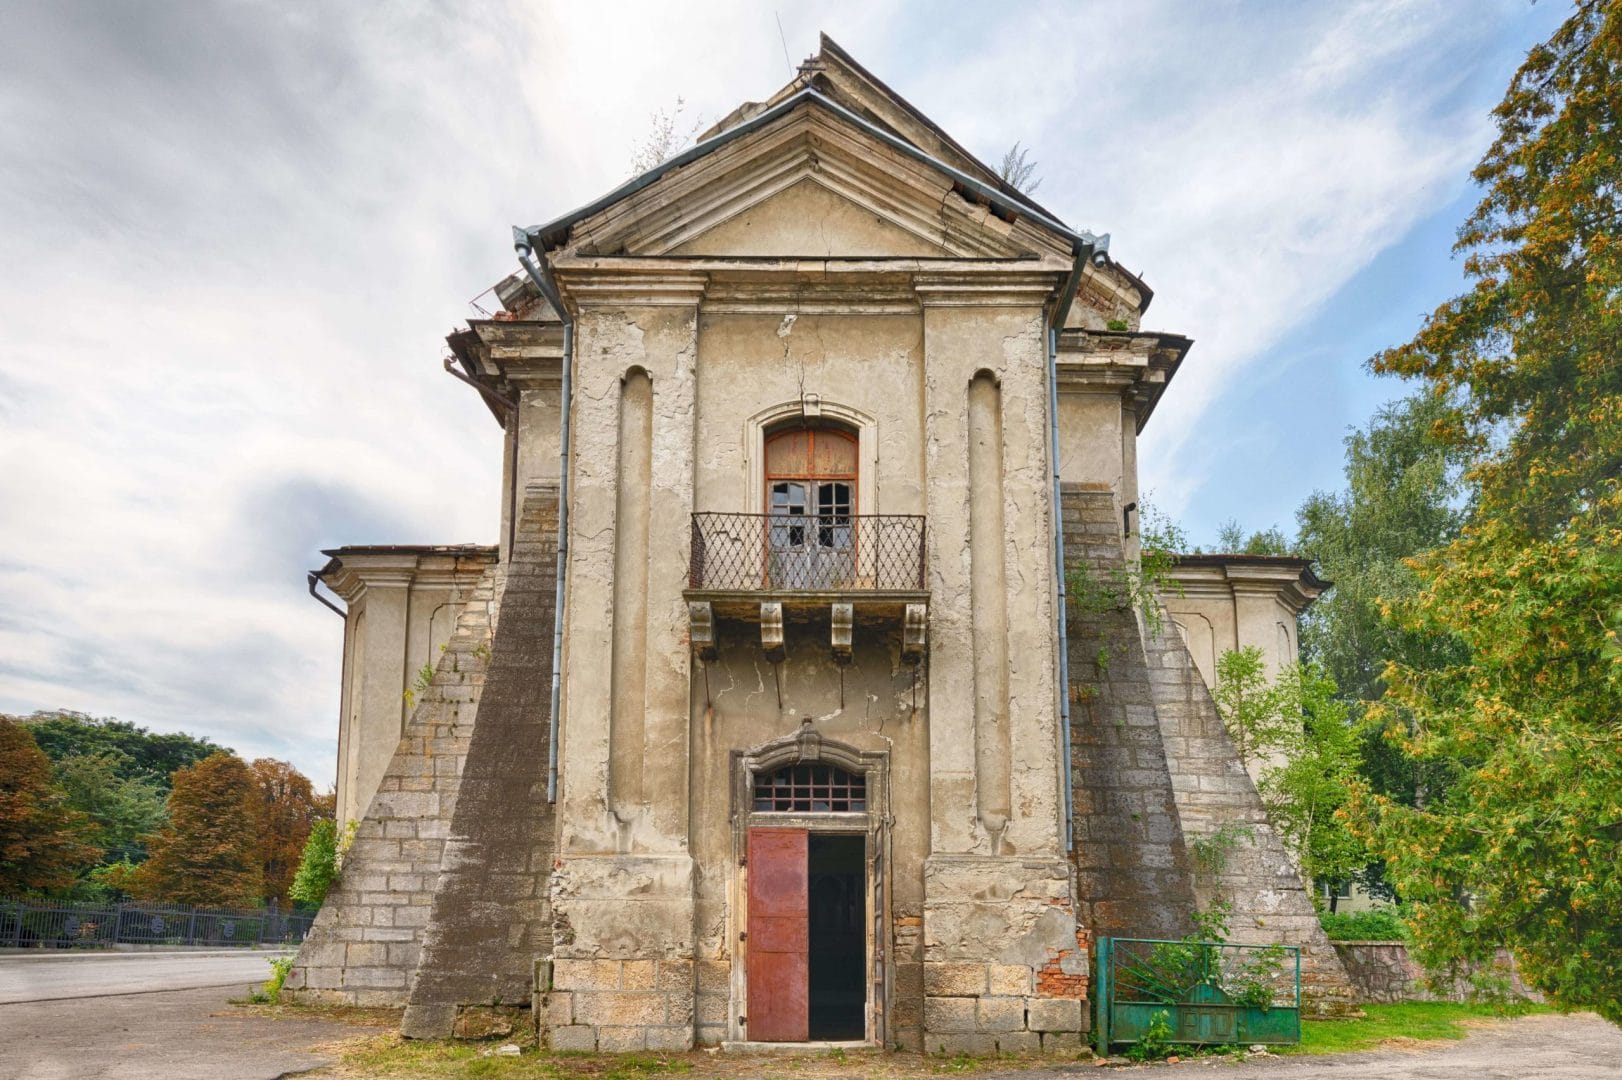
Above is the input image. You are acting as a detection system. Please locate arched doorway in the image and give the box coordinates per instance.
[731,732,889,1045]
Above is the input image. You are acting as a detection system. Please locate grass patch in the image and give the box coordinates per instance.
[1292,1001,1551,1055]
[329,1035,695,1079]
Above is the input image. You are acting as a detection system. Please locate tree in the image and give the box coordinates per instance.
[0,718,101,895]
[1295,394,1471,815]
[52,752,167,864]
[17,711,219,792]
[134,752,263,908]
[250,758,328,904]
[1254,664,1368,911]
[1347,1,1622,1022]
[289,819,338,908]
[997,142,1042,194]
[1214,520,1293,555]
[1210,646,1293,771]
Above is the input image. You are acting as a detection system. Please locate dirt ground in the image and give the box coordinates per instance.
[3,990,1617,1080]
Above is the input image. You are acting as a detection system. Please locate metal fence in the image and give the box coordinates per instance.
[1094,935,1301,1052]
[689,512,927,592]
[0,897,313,949]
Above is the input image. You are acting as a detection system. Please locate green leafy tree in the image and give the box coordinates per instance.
[1255,664,1369,910]
[1210,646,1293,771]
[0,718,102,894]
[52,752,168,864]
[1295,394,1471,817]
[288,819,338,908]
[1348,1,1622,1023]
[134,752,263,908]
[1214,519,1294,556]
[16,711,219,792]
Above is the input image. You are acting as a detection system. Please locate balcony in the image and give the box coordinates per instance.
[686,512,928,621]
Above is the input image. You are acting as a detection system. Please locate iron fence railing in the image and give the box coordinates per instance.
[689,512,927,592]
[0,897,313,949]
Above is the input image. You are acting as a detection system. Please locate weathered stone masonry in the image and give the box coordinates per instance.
[292,33,1361,1051]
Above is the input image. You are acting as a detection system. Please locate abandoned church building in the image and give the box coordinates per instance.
[287,37,1356,1052]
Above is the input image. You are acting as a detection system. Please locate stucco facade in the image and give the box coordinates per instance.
[288,36,1354,1051]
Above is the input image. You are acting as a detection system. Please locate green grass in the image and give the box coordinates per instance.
[1292,1001,1551,1055]
[332,1036,695,1079]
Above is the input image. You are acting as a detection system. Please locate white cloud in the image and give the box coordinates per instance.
[0,0,1551,781]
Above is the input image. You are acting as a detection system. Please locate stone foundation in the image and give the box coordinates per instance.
[920,857,1090,1054]
[1333,941,1543,1004]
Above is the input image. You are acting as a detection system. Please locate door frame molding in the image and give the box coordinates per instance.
[729,727,892,1046]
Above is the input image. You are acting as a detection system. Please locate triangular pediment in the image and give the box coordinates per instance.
[669,177,949,258]
[558,100,1069,261]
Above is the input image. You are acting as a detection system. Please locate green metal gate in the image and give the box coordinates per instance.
[1093,936,1301,1053]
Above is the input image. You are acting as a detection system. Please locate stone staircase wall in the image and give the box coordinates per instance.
[285,565,500,1006]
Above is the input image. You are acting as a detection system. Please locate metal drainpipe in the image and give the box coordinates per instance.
[514,232,574,804]
[1049,235,1106,851]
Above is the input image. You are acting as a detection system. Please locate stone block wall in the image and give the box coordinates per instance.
[1333,942,1543,1004]
[1061,484,1358,1018]
[920,857,1090,1054]
[401,485,561,1036]
[1063,483,1199,941]
[539,855,697,1052]
[285,564,500,1006]
[1141,608,1359,1016]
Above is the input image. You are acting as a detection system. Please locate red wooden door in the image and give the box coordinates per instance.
[747,827,808,1041]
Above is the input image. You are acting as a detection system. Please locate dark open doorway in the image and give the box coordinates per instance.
[807,833,866,1040]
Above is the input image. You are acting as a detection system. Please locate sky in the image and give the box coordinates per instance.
[0,1,1568,786]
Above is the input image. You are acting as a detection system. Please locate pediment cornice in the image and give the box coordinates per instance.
[561,104,1072,263]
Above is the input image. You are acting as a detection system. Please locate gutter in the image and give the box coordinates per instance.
[512,230,574,805]
[1048,234,1110,851]
[307,572,346,618]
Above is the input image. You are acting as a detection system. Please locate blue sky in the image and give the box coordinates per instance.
[0,1,1568,783]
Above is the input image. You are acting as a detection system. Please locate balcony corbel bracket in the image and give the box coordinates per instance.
[830,603,853,666]
[901,603,928,665]
[761,602,786,709]
[688,601,718,662]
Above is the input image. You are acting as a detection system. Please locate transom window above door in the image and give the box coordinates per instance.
[753,762,867,813]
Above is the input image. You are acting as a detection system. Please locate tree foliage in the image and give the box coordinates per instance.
[134,752,263,908]
[250,758,330,904]
[16,710,219,792]
[1214,519,1293,555]
[289,819,338,908]
[52,752,168,865]
[1210,646,1295,770]
[0,718,101,895]
[1347,1,1622,1022]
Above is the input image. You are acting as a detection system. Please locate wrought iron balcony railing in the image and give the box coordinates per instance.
[689,512,927,593]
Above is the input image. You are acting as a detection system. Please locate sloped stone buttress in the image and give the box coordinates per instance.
[400,485,561,1037]
[1063,485,1358,1016]
[285,567,500,1005]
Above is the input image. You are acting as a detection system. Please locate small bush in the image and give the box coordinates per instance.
[289,819,337,907]
[1320,908,1410,941]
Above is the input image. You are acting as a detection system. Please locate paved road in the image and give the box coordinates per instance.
[0,985,364,1080]
[0,950,286,1004]
[1001,1012,1622,1079]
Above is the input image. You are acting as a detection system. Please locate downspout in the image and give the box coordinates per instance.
[1049,233,1108,851]
[513,228,573,804]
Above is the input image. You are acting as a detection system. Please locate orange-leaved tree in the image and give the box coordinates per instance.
[135,752,262,908]
[249,758,330,904]
[0,718,101,895]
